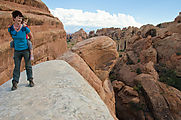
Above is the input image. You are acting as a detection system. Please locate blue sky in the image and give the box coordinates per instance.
[42,0,181,33]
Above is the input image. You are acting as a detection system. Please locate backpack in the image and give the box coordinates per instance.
[9,25,28,48]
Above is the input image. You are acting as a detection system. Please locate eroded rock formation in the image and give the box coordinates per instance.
[67,28,88,43]
[109,13,181,120]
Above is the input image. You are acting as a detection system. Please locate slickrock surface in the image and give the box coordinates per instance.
[0,60,114,120]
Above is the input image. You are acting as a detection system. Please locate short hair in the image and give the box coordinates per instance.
[22,16,28,24]
[23,16,28,21]
[12,10,23,18]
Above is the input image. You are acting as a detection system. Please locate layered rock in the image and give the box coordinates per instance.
[0,60,114,120]
[1,0,49,12]
[0,0,67,85]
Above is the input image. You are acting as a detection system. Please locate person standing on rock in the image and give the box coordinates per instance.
[8,10,34,90]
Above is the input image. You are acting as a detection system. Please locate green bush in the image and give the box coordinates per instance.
[133,84,142,94]
[136,68,142,75]
[119,49,125,52]
[176,52,181,56]
[158,68,181,91]
[129,102,144,111]
[119,53,122,57]
[137,59,141,63]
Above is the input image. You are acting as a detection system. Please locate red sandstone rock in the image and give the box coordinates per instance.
[67,28,88,43]
[72,36,119,82]
[134,73,181,120]
[153,33,181,76]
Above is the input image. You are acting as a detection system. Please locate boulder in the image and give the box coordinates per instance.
[88,30,96,38]
[112,80,146,120]
[139,24,159,38]
[167,12,181,34]
[71,28,87,42]
[153,33,181,76]
[72,36,118,82]
[139,47,157,64]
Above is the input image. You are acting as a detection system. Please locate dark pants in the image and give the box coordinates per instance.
[13,49,33,83]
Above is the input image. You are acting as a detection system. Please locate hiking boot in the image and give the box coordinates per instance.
[29,80,34,87]
[11,80,18,91]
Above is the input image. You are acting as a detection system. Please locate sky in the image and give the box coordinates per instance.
[41,0,181,33]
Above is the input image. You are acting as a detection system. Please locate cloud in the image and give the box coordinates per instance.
[50,8,142,29]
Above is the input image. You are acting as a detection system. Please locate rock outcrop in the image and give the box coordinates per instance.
[62,12,181,120]
[67,28,87,43]
[88,27,140,51]
[108,12,181,120]
[66,28,88,49]
[72,36,118,82]
[59,36,119,119]
[0,60,114,120]
[112,80,143,120]
[0,0,67,85]
[153,32,181,77]
[134,73,181,120]
[72,36,119,117]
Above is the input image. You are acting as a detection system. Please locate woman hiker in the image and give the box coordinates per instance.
[8,10,34,90]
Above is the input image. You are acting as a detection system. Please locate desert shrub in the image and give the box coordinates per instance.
[137,59,141,63]
[119,49,125,52]
[133,84,143,94]
[136,68,142,75]
[157,65,181,91]
[129,102,144,111]
[119,53,122,57]
[176,52,181,56]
